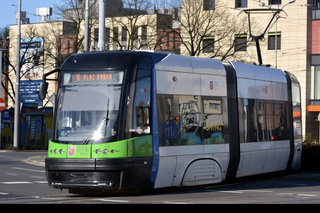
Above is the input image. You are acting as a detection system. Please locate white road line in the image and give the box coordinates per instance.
[34,181,48,184]
[4,172,18,176]
[94,199,130,203]
[297,194,318,197]
[1,181,33,184]
[0,192,9,195]
[219,191,244,193]
[13,167,45,173]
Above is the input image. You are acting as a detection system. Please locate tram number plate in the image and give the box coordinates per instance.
[165,122,174,139]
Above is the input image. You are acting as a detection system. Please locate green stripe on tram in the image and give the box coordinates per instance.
[47,135,152,159]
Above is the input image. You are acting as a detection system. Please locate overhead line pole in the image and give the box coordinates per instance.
[13,0,21,149]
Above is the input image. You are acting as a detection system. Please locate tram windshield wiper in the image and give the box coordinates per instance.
[82,99,110,145]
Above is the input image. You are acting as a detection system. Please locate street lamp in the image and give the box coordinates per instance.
[13,0,21,149]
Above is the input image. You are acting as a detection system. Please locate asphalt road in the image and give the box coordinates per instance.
[1,152,320,204]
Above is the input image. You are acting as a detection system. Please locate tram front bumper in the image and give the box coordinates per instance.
[45,157,152,190]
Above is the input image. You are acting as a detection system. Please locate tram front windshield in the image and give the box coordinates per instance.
[54,70,124,144]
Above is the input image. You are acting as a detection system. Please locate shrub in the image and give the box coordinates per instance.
[301,133,320,171]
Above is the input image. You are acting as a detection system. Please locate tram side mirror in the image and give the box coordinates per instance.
[39,81,48,100]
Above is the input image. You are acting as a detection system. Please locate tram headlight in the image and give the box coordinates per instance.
[103,149,108,154]
[59,149,64,155]
[54,149,58,154]
[95,149,101,155]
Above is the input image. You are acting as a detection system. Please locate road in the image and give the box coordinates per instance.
[1,152,320,204]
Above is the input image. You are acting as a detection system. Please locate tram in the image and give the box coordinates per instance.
[40,51,302,193]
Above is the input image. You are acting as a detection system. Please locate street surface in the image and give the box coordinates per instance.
[1,152,320,204]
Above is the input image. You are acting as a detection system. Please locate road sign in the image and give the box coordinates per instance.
[0,98,6,111]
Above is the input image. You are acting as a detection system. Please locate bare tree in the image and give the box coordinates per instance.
[53,0,100,55]
[171,0,259,62]
[103,0,172,51]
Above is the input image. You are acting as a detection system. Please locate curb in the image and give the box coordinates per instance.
[26,156,46,166]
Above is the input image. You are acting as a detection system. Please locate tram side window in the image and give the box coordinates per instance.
[203,98,224,144]
[266,102,274,141]
[275,102,290,140]
[178,96,202,145]
[238,99,258,143]
[257,101,267,141]
[157,95,176,146]
[125,76,151,138]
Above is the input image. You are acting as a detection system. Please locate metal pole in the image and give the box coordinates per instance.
[13,0,21,149]
[275,14,278,68]
[0,50,2,149]
[98,0,105,51]
[84,0,90,52]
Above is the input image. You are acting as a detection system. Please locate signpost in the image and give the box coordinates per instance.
[0,98,5,149]
[0,98,5,111]
[20,80,43,106]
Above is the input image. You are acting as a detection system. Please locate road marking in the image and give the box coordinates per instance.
[219,191,244,193]
[0,192,9,195]
[13,167,45,173]
[1,181,33,184]
[34,181,48,184]
[297,194,318,197]
[94,199,130,203]
[4,172,18,176]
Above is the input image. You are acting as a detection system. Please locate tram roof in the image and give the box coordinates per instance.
[61,51,169,71]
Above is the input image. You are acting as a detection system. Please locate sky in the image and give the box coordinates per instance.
[0,0,61,29]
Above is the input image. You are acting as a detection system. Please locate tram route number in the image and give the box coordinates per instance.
[165,122,174,139]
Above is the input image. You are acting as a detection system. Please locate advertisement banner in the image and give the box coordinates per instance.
[20,37,44,80]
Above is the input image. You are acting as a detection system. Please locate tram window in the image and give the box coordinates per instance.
[178,96,202,145]
[274,102,285,140]
[125,76,151,138]
[238,99,258,143]
[157,95,176,146]
[257,101,266,141]
[203,98,224,144]
[266,102,274,141]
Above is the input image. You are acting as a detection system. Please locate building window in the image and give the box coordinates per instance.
[311,66,320,99]
[268,32,281,50]
[203,36,215,53]
[235,34,247,52]
[113,27,119,50]
[314,0,320,9]
[203,0,215,10]
[269,0,281,5]
[235,0,248,8]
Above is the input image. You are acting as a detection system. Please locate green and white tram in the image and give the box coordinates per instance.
[40,51,302,193]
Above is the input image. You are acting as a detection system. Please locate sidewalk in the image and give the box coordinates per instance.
[25,155,320,181]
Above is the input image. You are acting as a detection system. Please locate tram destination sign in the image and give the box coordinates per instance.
[64,71,124,85]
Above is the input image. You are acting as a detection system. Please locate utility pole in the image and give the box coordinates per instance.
[84,0,90,52]
[13,0,21,149]
[98,0,105,51]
